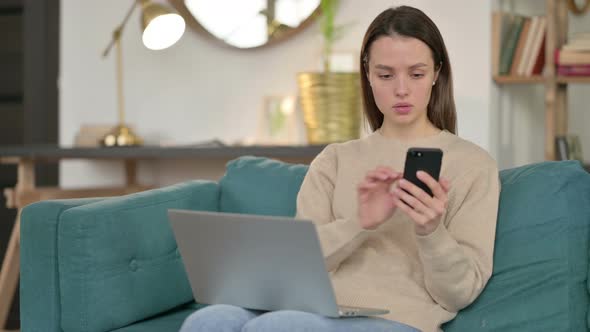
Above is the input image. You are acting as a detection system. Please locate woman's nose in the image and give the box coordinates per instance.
[394,77,409,97]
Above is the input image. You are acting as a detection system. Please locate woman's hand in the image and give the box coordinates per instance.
[393,171,451,236]
[357,166,402,230]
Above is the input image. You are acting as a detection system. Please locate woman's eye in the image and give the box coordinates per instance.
[378,74,392,79]
[411,73,425,79]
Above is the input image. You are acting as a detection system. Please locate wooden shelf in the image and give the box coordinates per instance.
[556,76,590,84]
[494,75,590,85]
[492,0,585,160]
[493,75,545,84]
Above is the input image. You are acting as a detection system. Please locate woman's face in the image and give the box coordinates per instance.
[367,35,439,131]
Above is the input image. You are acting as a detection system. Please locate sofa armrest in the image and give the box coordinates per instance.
[60,180,219,332]
[21,180,220,332]
[21,197,109,332]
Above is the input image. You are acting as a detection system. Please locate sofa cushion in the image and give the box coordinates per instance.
[444,161,590,331]
[57,180,219,332]
[219,156,309,216]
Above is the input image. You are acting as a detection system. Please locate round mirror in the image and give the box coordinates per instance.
[168,0,321,49]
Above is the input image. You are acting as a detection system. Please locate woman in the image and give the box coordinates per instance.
[180,5,500,332]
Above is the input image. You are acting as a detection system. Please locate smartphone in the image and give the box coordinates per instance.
[402,148,443,197]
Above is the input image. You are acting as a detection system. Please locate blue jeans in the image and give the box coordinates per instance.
[179,304,421,332]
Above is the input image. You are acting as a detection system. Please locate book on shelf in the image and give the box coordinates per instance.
[526,17,546,76]
[555,136,569,161]
[562,32,590,51]
[562,42,590,52]
[557,32,590,67]
[555,135,584,162]
[555,49,590,65]
[557,64,590,76]
[530,34,546,76]
[492,12,546,77]
[508,16,531,76]
[491,11,511,76]
[499,14,525,75]
[516,16,538,76]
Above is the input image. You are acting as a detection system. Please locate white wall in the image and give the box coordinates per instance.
[60,0,493,187]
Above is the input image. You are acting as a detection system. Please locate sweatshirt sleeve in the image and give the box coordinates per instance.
[295,144,370,272]
[415,162,500,312]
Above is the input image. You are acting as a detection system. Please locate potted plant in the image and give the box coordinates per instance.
[297,0,361,144]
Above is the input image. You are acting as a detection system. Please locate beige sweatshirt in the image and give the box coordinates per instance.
[295,129,500,332]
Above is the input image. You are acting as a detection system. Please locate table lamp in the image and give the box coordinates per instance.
[101,0,185,147]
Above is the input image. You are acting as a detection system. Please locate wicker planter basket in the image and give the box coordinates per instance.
[297,72,361,144]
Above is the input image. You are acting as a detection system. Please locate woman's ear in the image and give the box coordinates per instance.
[433,62,442,85]
[432,72,439,86]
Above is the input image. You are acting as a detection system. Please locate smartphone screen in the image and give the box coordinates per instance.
[402,148,443,197]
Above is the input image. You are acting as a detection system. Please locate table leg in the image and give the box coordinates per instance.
[0,159,33,331]
[125,160,137,186]
[0,210,20,330]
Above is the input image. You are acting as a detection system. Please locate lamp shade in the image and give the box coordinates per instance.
[140,1,185,50]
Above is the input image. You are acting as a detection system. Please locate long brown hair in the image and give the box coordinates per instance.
[360,6,457,134]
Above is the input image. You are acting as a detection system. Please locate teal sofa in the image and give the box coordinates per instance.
[20,156,590,332]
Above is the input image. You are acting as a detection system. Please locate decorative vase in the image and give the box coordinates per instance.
[297,72,361,144]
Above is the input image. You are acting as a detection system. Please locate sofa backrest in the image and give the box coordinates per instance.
[219,156,590,331]
[219,156,308,216]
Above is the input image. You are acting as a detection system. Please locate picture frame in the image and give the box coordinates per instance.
[256,95,300,145]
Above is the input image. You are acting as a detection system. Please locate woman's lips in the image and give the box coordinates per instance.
[393,104,412,115]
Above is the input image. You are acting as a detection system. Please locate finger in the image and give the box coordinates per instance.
[357,181,379,192]
[440,178,451,193]
[359,191,371,203]
[387,192,399,208]
[358,183,375,202]
[373,166,401,178]
[366,170,391,182]
[416,171,446,200]
[397,178,434,207]
[437,178,450,210]
[366,169,401,183]
[394,195,428,225]
[376,168,401,180]
[393,187,430,215]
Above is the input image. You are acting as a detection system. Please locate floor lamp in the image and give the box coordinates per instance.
[101,0,185,147]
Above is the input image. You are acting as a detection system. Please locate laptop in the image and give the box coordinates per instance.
[168,209,389,318]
